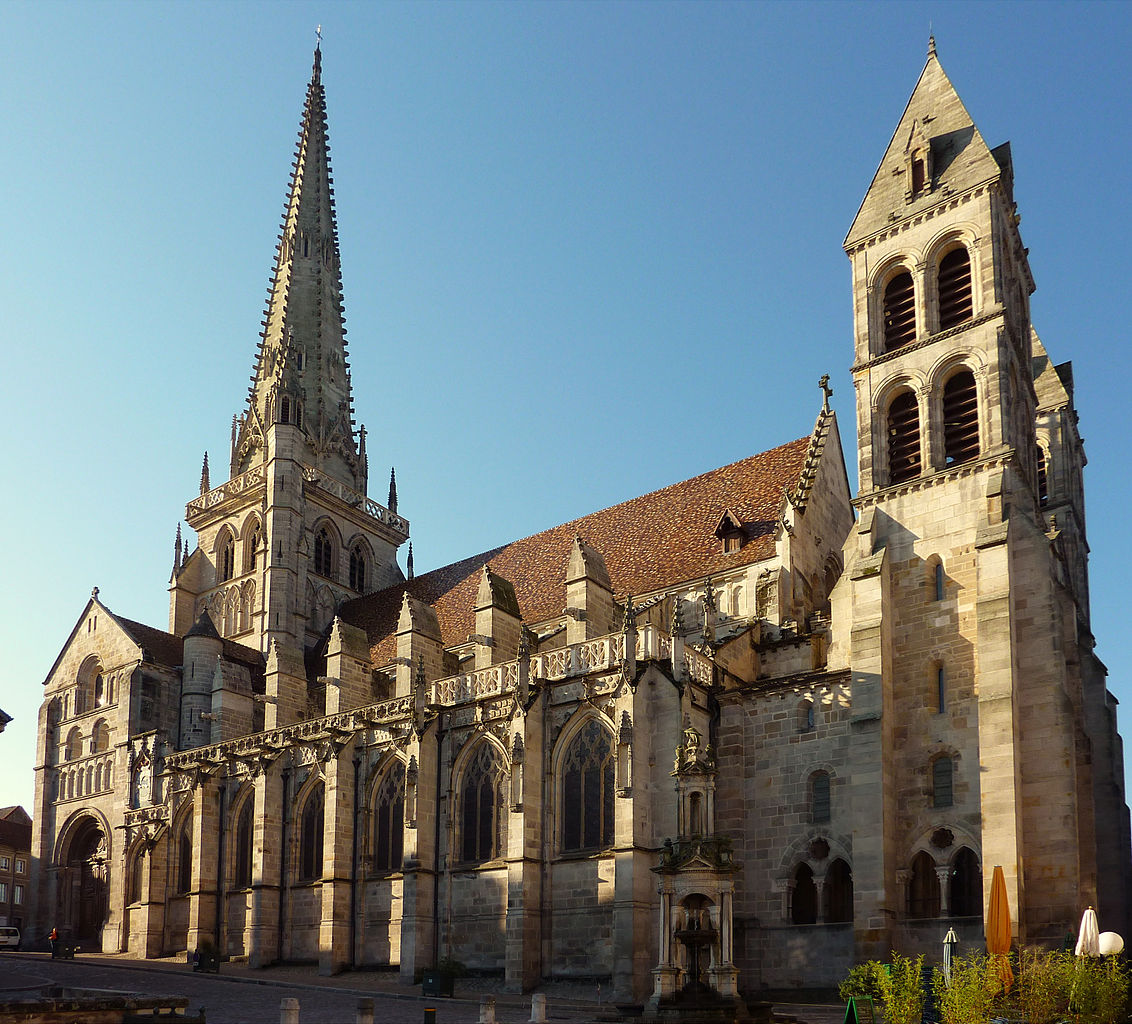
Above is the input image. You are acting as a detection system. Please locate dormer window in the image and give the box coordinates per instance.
[714,510,745,554]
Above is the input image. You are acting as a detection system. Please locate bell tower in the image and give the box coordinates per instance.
[168,46,409,724]
[837,38,1111,957]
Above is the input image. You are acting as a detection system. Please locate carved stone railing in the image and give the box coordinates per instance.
[186,466,267,522]
[163,629,715,769]
[300,464,409,536]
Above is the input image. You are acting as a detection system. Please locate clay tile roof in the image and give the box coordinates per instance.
[116,616,265,676]
[341,436,810,666]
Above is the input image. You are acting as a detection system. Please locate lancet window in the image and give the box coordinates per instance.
[561,719,615,853]
[233,798,253,889]
[373,761,405,873]
[299,783,324,881]
[459,741,506,864]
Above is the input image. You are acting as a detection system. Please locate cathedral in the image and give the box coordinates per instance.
[28,41,1131,998]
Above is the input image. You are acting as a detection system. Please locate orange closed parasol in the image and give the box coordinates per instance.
[986,865,1014,991]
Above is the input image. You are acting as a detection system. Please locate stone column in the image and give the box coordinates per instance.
[319,739,356,975]
[186,775,220,955]
[249,759,283,968]
[504,704,544,992]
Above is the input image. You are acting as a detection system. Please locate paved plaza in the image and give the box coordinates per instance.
[0,951,843,1024]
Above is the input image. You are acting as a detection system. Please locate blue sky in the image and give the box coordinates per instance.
[1,1,1129,816]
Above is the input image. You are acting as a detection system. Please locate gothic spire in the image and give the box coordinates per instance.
[388,467,398,514]
[234,45,360,486]
[200,452,210,494]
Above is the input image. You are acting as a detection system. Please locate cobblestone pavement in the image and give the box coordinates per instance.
[0,952,607,1024]
[0,952,844,1024]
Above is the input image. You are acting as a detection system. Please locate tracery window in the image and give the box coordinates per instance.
[128,849,144,904]
[792,863,817,924]
[811,771,831,823]
[942,370,979,466]
[459,742,506,864]
[244,523,262,573]
[824,858,853,923]
[950,847,982,917]
[938,247,973,331]
[373,761,405,873]
[887,389,921,484]
[561,719,615,853]
[883,271,916,350]
[349,546,367,592]
[234,799,253,889]
[314,529,334,578]
[218,532,235,583]
[908,850,940,918]
[300,783,324,881]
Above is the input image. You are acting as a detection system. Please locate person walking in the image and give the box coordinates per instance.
[49,926,58,958]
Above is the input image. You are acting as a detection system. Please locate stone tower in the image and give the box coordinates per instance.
[167,46,409,727]
[836,38,1128,954]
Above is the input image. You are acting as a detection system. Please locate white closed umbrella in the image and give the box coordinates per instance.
[1075,907,1100,957]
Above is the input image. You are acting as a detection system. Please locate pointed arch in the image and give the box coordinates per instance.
[215,527,236,584]
[369,756,406,874]
[555,713,615,854]
[298,778,325,881]
[241,514,263,573]
[454,736,508,864]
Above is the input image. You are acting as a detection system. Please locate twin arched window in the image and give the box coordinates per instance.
[907,847,981,918]
[314,529,334,578]
[791,858,852,924]
[885,367,979,485]
[218,532,235,583]
[561,719,615,853]
[880,245,974,354]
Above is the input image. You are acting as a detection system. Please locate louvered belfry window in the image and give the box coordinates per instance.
[883,271,916,350]
[938,247,973,331]
[887,390,921,484]
[943,370,979,466]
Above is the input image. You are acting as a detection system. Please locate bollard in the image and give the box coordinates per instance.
[280,996,300,1024]
[529,991,548,1023]
[479,994,496,1024]
[423,1008,437,1024]
[355,997,375,1024]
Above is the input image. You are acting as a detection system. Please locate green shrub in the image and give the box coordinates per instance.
[878,954,925,1024]
[933,952,1000,1024]
[839,961,886,1004]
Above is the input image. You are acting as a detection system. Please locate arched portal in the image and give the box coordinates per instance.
[56,815,110,942]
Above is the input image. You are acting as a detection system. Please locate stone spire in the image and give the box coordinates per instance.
[199,452,210,494]
[388,467,398,514]
[233,44,361,488]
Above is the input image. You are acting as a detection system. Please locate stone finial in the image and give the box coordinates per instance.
[172,524,183,577]
[388,467,398,514]
[397,591,442,640]
[358,424,367,464]
[819,373,833,412]
[91,586,100,601]
[671,595,684,635]
[928,33,937,58]
[406,542,414,579]
[622,594,636,633]
[199,452,211,495]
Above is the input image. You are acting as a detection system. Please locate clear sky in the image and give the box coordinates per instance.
[1,1,1129,817]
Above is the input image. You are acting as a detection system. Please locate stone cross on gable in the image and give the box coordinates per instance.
[819,374,833,411]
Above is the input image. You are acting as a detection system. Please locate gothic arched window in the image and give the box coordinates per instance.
[300,783,324,881]
[314,529,334,578]
[218,532,235,583]
[177,812,193,895]
[908,851,940,918]
[883,271,916,350]
[932,756,954,808]
[561,719,615,853]
[938,247,973,331]
[349,547,367,592]
[792,863,818,924]
[244,523,262,573]
[459,742,506,864]
[950,846,982,917]
[824,858,853,923]
[887,389,921,484]
[811,771,831,823]
[373,761,405,873]
[233,799,253,889]
[943,369,979,466]
[1037,445,1049,507]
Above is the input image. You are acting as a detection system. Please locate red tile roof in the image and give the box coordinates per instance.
[341,436,810,666]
